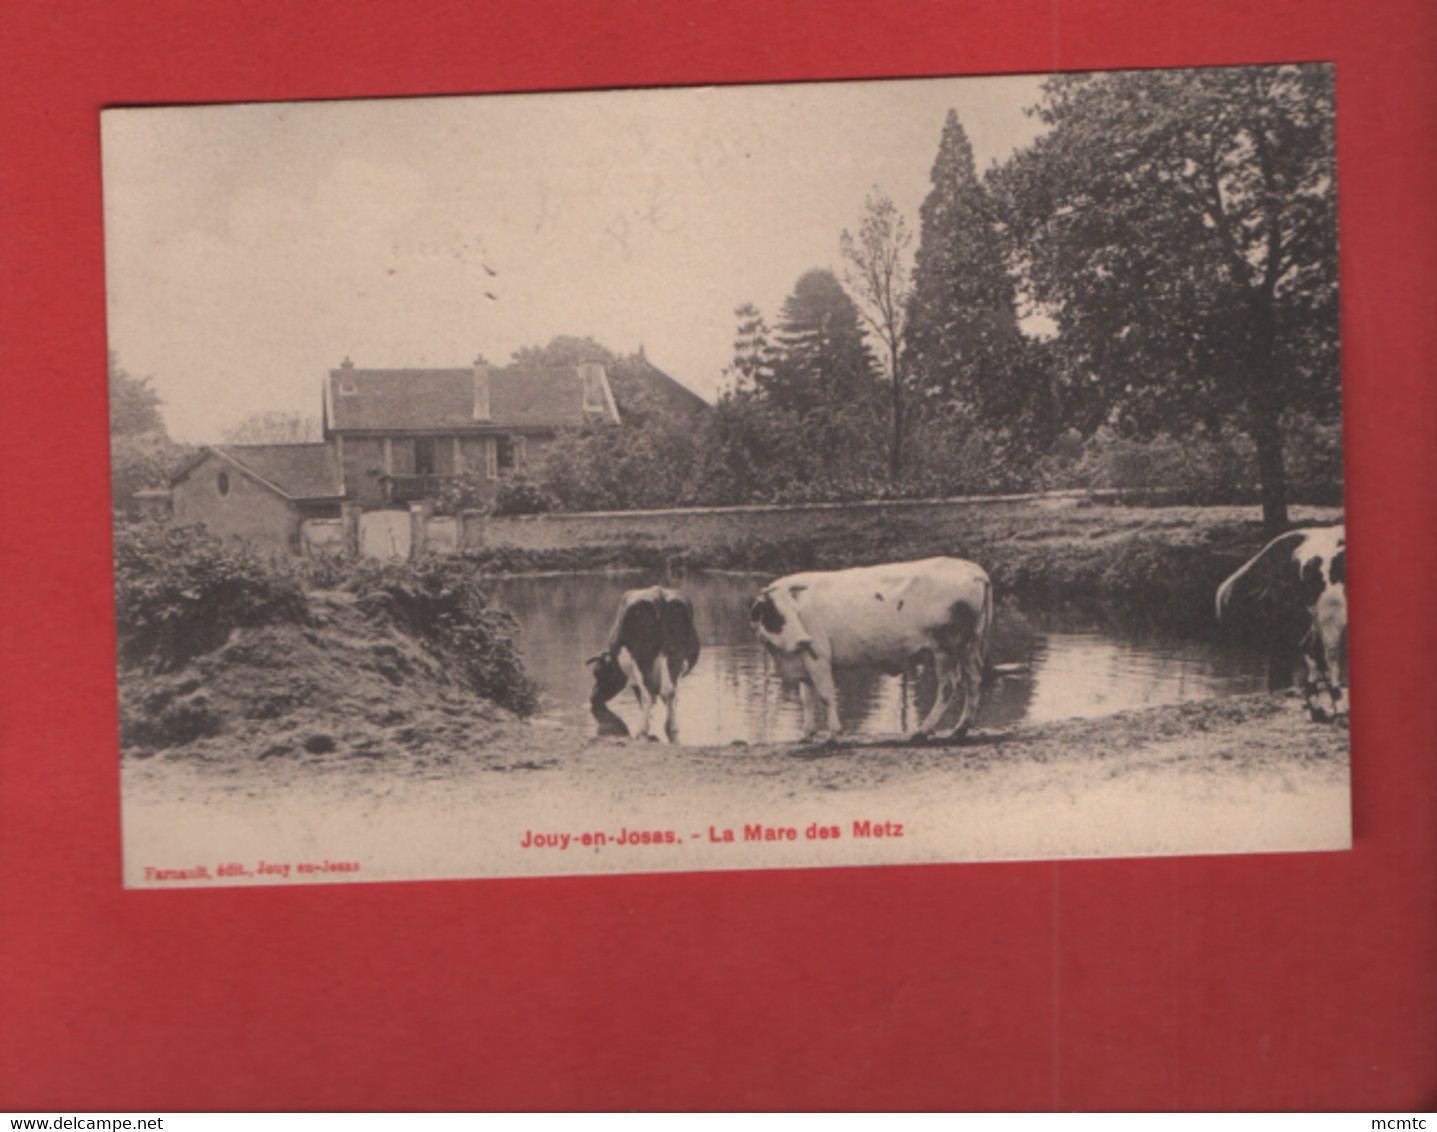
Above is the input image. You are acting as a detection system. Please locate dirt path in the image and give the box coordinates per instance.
[122,691,1350,887]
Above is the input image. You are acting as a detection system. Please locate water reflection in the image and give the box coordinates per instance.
[485,571,1271,745]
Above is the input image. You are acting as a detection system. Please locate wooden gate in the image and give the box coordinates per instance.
[359,509,411,560]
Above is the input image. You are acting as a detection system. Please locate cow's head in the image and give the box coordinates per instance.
[749,584,814,657]
[586,651,630,737]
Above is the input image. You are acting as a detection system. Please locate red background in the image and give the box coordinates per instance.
[1,0,1433,1111]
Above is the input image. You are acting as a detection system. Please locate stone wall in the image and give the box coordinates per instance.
[455,491,1107,556]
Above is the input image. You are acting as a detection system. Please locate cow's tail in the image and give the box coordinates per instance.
[1215,530,1308,622]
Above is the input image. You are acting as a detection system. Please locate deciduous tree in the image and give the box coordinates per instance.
[108,353,191,516]
[992,64,1339,531]
[221,411,323,445]
[841,192,915,481]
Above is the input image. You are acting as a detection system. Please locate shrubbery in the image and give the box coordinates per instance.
[1032,414,1343,506]
[115,522,538,716]
[343,557,538,716]
[113,522,309,672]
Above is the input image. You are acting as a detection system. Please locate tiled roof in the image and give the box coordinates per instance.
[327,365,616,431]
[608,355,709,417]
[212,444,345,500]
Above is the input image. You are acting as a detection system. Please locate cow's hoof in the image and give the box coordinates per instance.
[908,731,932,746]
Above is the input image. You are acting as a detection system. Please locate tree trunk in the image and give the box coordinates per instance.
[1245,265,1288,534]
[888,358,905,483]
[1252,403,1289,535]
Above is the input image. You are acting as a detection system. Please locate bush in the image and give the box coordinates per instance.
[492,472,557,516]
[345,557,539,716]
[1034,416,1343,506]
[430,471,492,517]
[1059,425,1256,503]
[110,432,194,518]
[113,522,309,672]
[1282,413,1345,505]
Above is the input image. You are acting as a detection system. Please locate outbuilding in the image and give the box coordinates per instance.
[170,444,346,553]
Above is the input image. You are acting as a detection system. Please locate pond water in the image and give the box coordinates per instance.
[485,570,1272,745]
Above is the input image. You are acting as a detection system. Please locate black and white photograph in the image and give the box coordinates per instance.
[104,66,1349,887]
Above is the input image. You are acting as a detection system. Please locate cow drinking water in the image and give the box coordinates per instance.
[1215,525,1347,722]
[749,557,993,743]
[587,586,701,742]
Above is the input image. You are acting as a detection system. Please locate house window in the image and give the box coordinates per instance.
[414,437,436,477]
[495,434,516,474]
[217,471,230,496]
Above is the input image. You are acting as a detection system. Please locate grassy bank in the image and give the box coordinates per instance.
[466,499,1344,633]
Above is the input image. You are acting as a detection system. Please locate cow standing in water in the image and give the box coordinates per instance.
[749,557,993,743]
[1215,525,1347,722]
[587,587,701,742]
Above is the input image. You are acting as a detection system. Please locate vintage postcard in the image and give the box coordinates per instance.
[104,67,1350,888]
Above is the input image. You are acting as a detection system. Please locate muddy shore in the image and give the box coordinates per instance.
[122,690,1350,886]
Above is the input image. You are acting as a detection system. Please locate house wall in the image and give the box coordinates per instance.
[172,454,300,552]
[340,437,386,506]
[335,430,556,506]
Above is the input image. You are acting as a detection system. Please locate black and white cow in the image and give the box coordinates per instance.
[587,586,701,742]
[1215,525,1347,722]
[749,557,993,742]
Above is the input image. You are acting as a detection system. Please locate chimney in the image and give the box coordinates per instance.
[578,362,606,414]
[472,359,491,420]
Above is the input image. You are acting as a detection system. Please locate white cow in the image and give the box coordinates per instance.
[749,557,993,742]
[1216,525,1348,722]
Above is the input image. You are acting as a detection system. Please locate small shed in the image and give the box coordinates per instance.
[170,444,346,553]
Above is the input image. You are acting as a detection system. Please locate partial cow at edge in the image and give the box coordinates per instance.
[587,586,701,742]
[1215,525,1348,723]
[749,557,993,743]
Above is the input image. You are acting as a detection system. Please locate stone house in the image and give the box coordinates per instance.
[163,353,703,553]
[323,357,623,507]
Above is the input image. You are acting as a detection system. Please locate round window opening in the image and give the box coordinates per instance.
[217,471,230,496]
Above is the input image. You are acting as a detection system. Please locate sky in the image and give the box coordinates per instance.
[102,74,1050,444]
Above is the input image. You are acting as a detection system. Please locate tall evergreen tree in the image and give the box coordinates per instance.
[723,302,776,395]
[906,111,1022,410]
[762,268,878,414]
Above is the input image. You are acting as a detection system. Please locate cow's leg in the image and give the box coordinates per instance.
[948,637,986,740]
[798,653,840,740]
[658,653,680,744]
[797,680,819,740]
[1313,591,1348,719]
[616,647,655,739]
[1300,627,1336,723]
[915,650,957,738]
